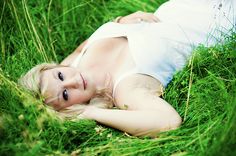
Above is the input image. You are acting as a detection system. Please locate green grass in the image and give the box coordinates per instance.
[0,0,235,155]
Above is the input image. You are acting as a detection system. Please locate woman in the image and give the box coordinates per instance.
[19,0,235,137]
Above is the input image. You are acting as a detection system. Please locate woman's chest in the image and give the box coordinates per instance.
[79,37,135,78]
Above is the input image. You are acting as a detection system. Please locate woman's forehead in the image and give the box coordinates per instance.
[39,66,77,100]
[40,66,73,92]
[40,69,62,104]
[40,69,57,96]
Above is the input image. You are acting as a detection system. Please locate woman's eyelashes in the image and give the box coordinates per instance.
[57,71,68,101]
[62,89,69,101]
[58,71,64,81]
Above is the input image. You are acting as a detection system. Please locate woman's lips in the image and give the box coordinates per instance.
[80,73,86,90]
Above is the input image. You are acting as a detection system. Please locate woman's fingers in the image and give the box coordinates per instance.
[133,11,160,23]
[118,11,160,24]
[138,12,160,23]
[152,15,160,22]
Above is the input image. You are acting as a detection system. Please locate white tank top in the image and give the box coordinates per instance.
[71,0,235,96]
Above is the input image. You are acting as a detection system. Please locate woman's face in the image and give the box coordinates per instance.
[40,66,96,110]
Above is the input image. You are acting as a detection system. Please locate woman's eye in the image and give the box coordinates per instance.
[58,72,64,81]
[62,89,68,101]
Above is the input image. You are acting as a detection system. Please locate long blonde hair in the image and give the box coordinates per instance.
[18,63,114,120]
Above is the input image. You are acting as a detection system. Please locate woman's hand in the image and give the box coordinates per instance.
[114,11,160,24]
[78,105,98,120]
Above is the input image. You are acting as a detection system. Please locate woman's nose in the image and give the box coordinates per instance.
[62,78,80,89]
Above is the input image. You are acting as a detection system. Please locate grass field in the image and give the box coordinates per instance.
[0,0,236,155]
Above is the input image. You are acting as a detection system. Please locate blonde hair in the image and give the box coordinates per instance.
[18,63,58,95]
[18,63,113,120]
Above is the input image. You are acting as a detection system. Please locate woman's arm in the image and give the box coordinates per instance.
[60,39,88,66]
[82,75,182,137]
[83,105,181,137]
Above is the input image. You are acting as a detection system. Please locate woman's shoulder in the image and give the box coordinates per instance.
[113,74,164,109]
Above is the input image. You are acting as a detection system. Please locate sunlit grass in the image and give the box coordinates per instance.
[0,0,235,155]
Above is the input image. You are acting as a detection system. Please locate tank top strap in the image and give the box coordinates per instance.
[112,68,138,98]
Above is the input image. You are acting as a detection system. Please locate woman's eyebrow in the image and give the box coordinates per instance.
[56,90,61,103]
[52,70,58,80]
[52,70,62,103]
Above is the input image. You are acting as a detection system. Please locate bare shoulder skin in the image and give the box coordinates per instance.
[60,39,88,66]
